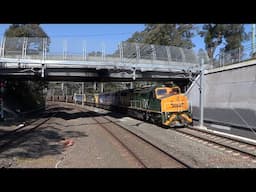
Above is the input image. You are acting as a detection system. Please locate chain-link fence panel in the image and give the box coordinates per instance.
[4,37,24,58]
[1,37,210,68]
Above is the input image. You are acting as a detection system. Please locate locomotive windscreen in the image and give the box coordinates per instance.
[157,89,167,95]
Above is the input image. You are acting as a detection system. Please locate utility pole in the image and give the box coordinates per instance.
[252,24,256,55]
[199,58,205,129]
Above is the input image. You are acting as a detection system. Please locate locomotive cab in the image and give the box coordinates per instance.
[158,86,192,127]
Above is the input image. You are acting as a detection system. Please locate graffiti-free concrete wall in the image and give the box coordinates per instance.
[186,60,256,129]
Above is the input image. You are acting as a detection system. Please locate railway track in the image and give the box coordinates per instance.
[0,108,57,153]
[73,106,191,168]
[176,127,256,161]
[52,101,256,166]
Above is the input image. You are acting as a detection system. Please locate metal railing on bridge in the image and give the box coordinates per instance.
[212,41,256,68]
[0,37,208,66]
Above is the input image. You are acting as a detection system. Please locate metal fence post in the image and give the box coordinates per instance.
[119,42,123,63]
[179,47,186,62]
[43,37,47,60]
[151,44,156,61]
[166,46,171,63]
[22,37,28,59]
[41,38,47,78]
[101,42,105,61]
[238,47,241,62]
[1,37,6,57]
[135,43,140,62]
[83,40,87,61]
[63,39,67,60]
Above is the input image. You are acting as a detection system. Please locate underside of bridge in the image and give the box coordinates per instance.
[0,68,196,86]
[0,71,195,95]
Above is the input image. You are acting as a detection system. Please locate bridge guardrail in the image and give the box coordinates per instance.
[0,37,208,67]
[211,41,256,69]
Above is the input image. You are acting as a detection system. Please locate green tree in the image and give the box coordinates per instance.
[4,24,48,37]
[199,24,249,61]
[126,31,147,43]
[199,24,224,61]
[143,24,195,48]
[4,24,49,112]
[4,24,50,55]
[222,24,249,52]
[221,24,249,61]
[124,24,195,48]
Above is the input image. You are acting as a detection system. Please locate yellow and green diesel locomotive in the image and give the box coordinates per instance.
[87,84,193,128]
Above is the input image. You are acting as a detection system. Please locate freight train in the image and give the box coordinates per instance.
[83,84,193,128]
[48,83,193,128]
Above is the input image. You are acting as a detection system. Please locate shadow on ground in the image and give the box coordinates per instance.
[0,106,74,127]
[43,111,113,120]
[0,125,88,162]
[0,103,139,167]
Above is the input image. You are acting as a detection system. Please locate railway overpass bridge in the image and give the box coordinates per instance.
[0,37,209,83]
[0,36,210,120]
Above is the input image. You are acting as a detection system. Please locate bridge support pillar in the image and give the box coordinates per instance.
[130,82,134,89]
[100,82,104,93]
[41,64,45,78]
[93,82,97,91]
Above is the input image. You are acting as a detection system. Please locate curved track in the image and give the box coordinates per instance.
[73,105,191,168]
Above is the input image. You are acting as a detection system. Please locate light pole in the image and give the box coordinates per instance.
[199,58,205,129]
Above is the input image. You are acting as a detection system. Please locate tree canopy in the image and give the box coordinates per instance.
[125,24,196,48]
[4,24,50,55]
[4,24,48,37]
[199,24,249,60]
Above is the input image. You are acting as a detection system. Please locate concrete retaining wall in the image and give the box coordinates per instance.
[186,60,256,129]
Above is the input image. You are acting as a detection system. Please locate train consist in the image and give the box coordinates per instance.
[82,84,192,128]
[48,84,193,128]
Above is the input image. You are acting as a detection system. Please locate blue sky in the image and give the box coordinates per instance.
[0,24,252,55]
[0,24,146,54]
